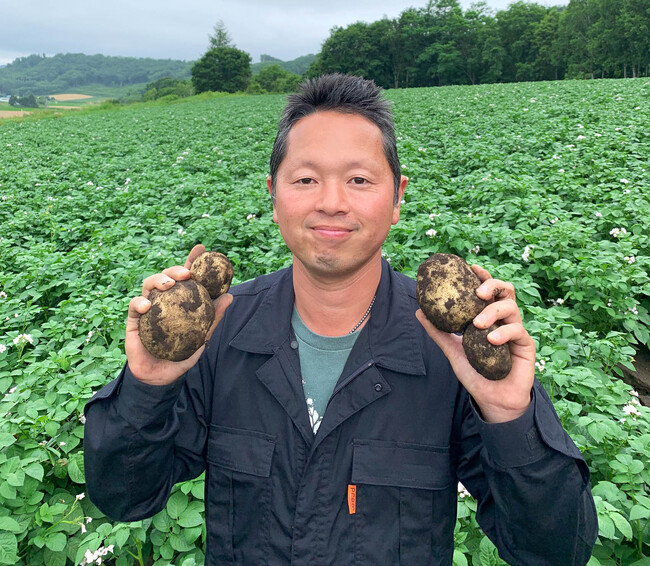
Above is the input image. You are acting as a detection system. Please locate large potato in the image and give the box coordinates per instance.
[139,279,215,362]
[190,251,234,300]
[462,323,512,380]
[416,253,486,333]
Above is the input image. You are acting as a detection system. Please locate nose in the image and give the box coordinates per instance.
[316,179,350,216]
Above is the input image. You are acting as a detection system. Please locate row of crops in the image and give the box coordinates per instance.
[0,79,649,565]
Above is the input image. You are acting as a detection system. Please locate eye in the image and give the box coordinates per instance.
[350,177,368,185]
[297,178,315,185]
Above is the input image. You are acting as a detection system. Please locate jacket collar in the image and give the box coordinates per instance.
[230,260,426,376]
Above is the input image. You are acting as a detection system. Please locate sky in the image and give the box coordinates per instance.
[1,0,568,66]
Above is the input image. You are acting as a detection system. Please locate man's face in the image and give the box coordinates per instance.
[268,110,407,280]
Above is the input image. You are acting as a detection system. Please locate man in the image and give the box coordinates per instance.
[84,74,597,565]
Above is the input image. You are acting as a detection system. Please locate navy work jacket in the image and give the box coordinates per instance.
[84,261,597,565]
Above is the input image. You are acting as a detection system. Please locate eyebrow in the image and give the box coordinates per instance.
[288,160,376,171]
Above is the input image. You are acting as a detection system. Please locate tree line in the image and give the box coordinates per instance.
[0,53,193,96]
[3,0,647,101]
[307,0,650,88]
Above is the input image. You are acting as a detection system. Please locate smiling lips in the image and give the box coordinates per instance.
[310,225,355,238]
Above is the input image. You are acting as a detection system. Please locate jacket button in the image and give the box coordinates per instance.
[290,340,298,349]
[374,383,382,392]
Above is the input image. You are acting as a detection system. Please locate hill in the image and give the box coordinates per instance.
[251,54,316,76]
[0,53,193,96]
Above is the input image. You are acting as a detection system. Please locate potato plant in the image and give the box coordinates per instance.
[0,79,648,565]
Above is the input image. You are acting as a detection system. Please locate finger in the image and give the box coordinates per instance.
[204,293,233,343]
[475,278,516,302]
[185,244,207,270]
[473,298,522,329]
[126,296,152,330]
[415,309,463,358]
[486,322,533,349]
[470,264,492,283]
[161,265,191,281]
[141,273,178,297]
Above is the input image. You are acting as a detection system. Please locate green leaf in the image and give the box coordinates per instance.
[0,434,16,450]
[0,532,17,565]
[166,490,188,520]
[68,452,85,484]
[44,532,67,552]
[0,518,20,534]
[178,508,203,528]
[0,482,17,501]
[453,549,469,566]
[43,547,67,566]
[88,345,106,358]
[160,541,174,560]
[169,532,195,552]
[182,525,202,544]
[24,462,44,482]
[153,509,173,532]
[610,512,633,540]
[629,504,650,521]
[598,514,616,539]
[115,527,130,548]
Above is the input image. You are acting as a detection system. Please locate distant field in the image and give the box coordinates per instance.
[50,94,93,101]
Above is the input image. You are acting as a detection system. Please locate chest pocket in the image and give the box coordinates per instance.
[206,425,276,565]
[351,439,454,566]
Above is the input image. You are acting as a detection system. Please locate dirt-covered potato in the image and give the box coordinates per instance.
[190,251,234,300]
[462,323,512,381]
[416,253,486,333]
[139,279,215,362]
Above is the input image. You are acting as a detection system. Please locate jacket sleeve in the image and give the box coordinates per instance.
[83,347,214,522]
[453,379,598,566]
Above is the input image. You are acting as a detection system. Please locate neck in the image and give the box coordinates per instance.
[293,254,382,336]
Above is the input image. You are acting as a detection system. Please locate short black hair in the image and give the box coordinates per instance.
[269,74,401,205]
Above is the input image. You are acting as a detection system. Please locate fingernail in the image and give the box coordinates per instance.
[488,330,500,341]
[140,299,150,308]
[474,314,486,326]
[477,285,488,295]
[162,277,173,285]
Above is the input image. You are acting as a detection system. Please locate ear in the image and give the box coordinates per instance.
[267,176,278,223]
[391,175,408,225]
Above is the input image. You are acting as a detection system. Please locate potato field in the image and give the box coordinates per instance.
[0,79,649,565]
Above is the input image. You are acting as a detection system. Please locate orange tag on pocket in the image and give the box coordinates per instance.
[347,484,357,514]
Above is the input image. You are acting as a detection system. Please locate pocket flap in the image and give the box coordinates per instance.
[207,425,276,477]
[352,439,452,490]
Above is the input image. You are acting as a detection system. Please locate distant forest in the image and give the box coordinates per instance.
[309,0,650,88]
[252,54,316,76]
[0,53,193,95]
[0,52,314,96]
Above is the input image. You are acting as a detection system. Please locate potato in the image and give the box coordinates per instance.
[462,323,512,381]
[190,251,234,300]
[416,253,486,333]
[139,279,215,362]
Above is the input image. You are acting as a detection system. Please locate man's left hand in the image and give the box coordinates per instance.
[416,264,536,423]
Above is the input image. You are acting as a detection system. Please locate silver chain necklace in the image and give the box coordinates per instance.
[349,295,377,334]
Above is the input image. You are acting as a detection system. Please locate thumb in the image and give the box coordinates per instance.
[415,309,466,366]
[204,293,233,343]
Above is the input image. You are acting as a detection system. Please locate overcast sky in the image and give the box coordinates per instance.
[1,0,567,66]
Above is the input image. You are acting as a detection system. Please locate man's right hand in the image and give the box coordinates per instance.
[125,244,233,386]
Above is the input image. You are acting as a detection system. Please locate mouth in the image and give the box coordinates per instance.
[310,225,354,239]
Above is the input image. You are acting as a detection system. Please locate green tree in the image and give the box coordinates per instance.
[209,20,233,49]
[249,64,301,93]
[143,77,193,100]
[191,47,252,93]
[307,21,393,88]
[496,1,550,82]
